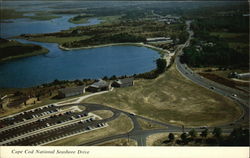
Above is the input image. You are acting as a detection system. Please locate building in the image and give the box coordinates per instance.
[112,78,134,88]
[58,86,85,98]
[146,37,172,43]
[237,73,250,79]
[228,72,250,79]
[87,79,111,92]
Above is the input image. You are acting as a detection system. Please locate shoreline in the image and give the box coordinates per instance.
[59,42,170,54]
[0,47,49,62]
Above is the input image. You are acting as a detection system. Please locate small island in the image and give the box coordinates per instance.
[0,38,49,61]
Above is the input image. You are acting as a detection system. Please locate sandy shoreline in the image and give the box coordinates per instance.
[58,42,170,54]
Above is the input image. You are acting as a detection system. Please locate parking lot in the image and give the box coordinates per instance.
[0,104,118,146]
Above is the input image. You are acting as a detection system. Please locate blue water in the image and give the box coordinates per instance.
[0,14,160,88]
[1,16,102,38]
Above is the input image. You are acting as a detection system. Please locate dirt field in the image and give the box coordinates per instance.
[84,64,242,127]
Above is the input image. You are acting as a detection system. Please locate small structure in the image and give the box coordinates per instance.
[228,72,250,79]
[112,78,134,88]
[146,37,171,43]
[87,79,111,92]
[237,73,250,79]
[58,86,85,98]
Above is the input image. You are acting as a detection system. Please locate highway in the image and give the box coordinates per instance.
[79,20,249,146]
[175,20,249,127]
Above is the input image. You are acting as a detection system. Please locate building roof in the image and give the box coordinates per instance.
[115,78,134,85]
[90,79,109,88]
[58,85,85,94]
[238,73,250,77]
[146,37,171,41]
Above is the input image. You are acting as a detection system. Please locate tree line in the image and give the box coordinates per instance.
[163,127,249,146]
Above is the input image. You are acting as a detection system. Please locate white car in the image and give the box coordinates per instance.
[231,94,237,97]
[130,113,136,116]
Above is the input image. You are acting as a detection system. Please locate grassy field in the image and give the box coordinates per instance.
[84,64,242,127]
[192,68,249,79]
[45,113,133,146]
[146,132,174,146]
[97,138,137,146]
[92,110,114,119]
[137,118,167,130]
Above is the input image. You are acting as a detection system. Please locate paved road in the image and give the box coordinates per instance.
[175,20,249,127]
[79,20,249,146]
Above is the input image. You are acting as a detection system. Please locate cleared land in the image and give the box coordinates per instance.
[97,138,137,146]
[84,64,242,127]
[45,113,133,146]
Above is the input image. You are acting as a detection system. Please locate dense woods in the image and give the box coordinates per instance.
[180,14,249,68]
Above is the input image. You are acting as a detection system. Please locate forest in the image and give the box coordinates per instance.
[180,6,249,68]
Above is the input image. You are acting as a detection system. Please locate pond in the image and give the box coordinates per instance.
[0,12,160,88]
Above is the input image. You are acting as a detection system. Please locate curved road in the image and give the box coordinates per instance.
[175,20,249,127]
[78,20,249,146]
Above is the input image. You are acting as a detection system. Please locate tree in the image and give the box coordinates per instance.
[228,127,249,146]
[200,129,208,144]
[189,129,197,139]
[212,127,222,138]
[212,127,222,145]
[180,133,188,145]
[102,76,108,80]
[200,129,208,138]
[110,75,117,80]
[168,133,175,142]
[156,58,167,73]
